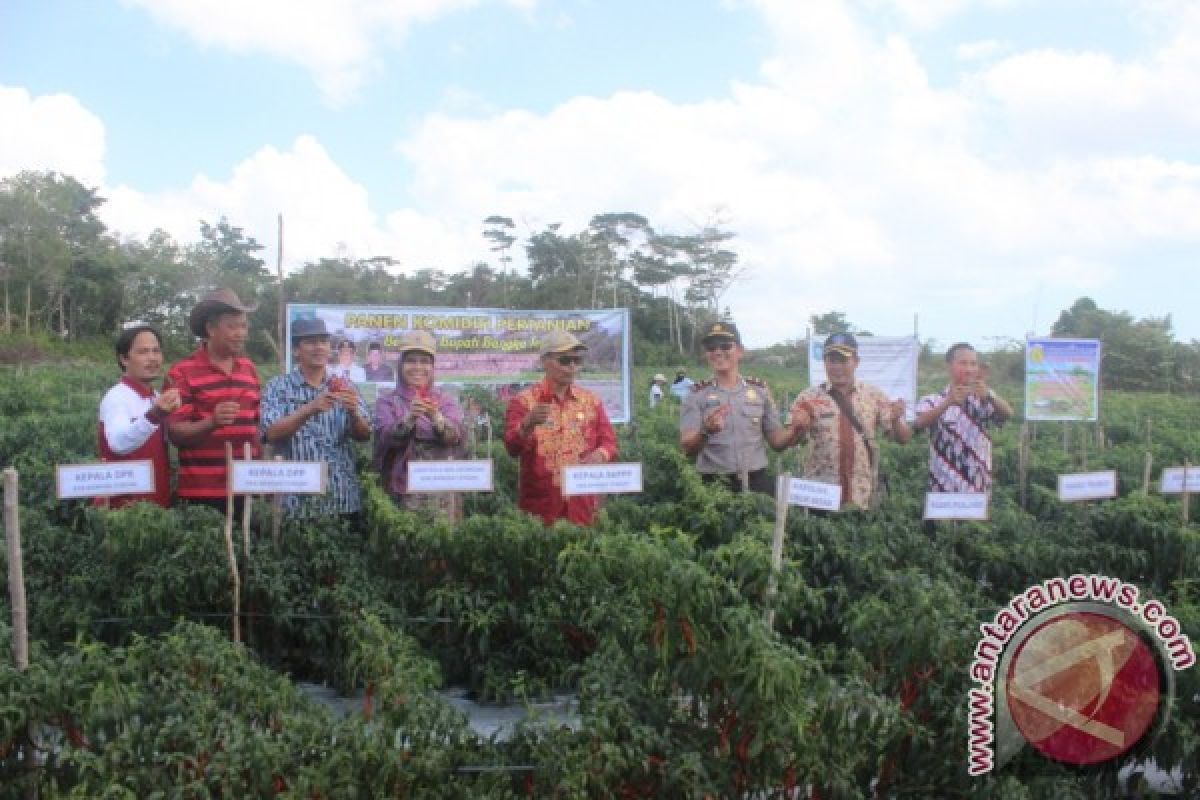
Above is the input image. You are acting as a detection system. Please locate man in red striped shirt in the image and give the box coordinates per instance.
[165,288,262,512]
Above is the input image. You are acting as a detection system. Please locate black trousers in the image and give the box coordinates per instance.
[701,469,774,497]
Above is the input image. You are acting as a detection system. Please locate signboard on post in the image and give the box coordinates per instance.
[230,461,327,495]
[1159,467,1200,494]
[286,304,633,423]
[786,478,842,512]
[809,336,917,420]
[1057,470,1118,502]
[56,461,155,499]
[923,492,990,520]
[1025,338,1101,421]
[407,460,494,493]
[561,463,643,496]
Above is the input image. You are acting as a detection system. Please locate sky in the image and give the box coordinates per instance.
[3,0,1199,349]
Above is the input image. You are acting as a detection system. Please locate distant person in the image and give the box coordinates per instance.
[649,373,667,408]
[670,369,694,401]
[913,342,1013,492]
[788,332,911,510]
[165,288,261,513]
[504,330,617,525]
[329,338,366,383]
[96,325,180,508]
[364,341,395,382]
[373,331,467,521]
[680,321,800,496]
[260,318,371,519]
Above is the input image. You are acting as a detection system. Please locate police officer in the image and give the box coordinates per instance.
[680,321,801,495]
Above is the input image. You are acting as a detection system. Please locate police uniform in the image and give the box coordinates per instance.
[681,375,781,495]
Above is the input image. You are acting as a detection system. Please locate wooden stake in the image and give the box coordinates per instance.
[1142,452,1153,495]
[277,213,286,375]
[765,472,791,629]
[4,468,38,799]
[223,443,241,644]
[4,469,28,671]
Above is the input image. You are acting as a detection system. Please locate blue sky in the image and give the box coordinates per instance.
[3,0,1199,349]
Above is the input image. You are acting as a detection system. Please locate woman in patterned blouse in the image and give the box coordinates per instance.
[372,331,467,521]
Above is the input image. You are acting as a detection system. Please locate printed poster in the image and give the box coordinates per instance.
[1024,338,1101,421]
[286,305,632,423]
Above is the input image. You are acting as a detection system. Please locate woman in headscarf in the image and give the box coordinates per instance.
[373,330,466,520]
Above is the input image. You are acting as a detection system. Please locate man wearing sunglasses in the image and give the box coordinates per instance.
[504,329,618,525]
[680,321,800,495]
[788,332,912,510]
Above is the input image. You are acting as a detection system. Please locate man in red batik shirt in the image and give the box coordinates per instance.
[165,288,261,513]
[504,329,617,526]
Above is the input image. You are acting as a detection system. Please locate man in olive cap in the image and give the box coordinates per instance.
[680,320,800,495]
[164,287,262,511]
[260,317,371,520]
[504,329,617,525]
[788,332,911,510]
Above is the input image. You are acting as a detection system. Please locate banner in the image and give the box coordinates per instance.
[286,305,632,423]
[1024,338,1101,421]
[808,336,918,419]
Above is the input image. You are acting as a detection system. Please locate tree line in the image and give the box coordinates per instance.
[2,169,1198,392]
[0,171,743,364]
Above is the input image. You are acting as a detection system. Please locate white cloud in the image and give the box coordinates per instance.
[0,87,107,186]
[121,0,534,104]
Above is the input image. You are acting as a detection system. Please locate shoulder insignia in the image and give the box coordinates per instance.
[691,379,714,391]
[745,376,769,389]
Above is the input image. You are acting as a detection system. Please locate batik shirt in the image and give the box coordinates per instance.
[259,369,370,517]
[504,379,618,526]
[915,387,999,492]
[790,382,896,509]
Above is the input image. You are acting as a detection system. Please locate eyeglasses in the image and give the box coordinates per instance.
[704,341,735,353]
[556,354,584,366]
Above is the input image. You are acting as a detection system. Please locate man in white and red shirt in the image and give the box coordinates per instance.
[96,325,180,508]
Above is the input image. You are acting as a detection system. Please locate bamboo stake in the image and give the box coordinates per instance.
[1142,452,1153,495]
[4,468,37,799]
[1183,460,1191,526]
[1018,422,1029,511]
[241,443,255,646]
[765,472,791,629]
[223,443,241,644]
[277,213,286,375]
[271,455,284,552]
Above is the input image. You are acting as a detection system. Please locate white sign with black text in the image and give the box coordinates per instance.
[787,478,842,511]
[923,492,990,520]
[230,461,327,495]
[1057,470,1118,502]
[1159,467,1200,494]
[56,461,155,500]
[407,460,494,493]
[561,463,643,496]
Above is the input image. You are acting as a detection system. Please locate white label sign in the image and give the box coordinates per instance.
[923,492,990,520]
[1057,470,1118,502]
[56,461,155,499]
[787,478,842,511]
[230,461,326,495]
[407,459,494,493]
[561,463,643,496]
[1159,467,1200,494]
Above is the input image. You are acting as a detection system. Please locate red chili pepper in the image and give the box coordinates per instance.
[651,601,666,649]
[272,774,288,794]
[363,680,375,720]
[679,616,696,656]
